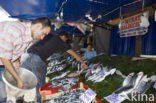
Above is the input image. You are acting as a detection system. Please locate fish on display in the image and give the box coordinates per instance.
[114,73,139,96]
[47,64,66,74]
[94,68,116,83]
[114,72,136,94]
[85,65,116,83]
[122,72,135,86]
[67,71,82,78]
[51,71,70,81]
[133,72,144,89]
[44,89,97,103]
[105,72,155,102]
[133,75,155,94]
[49,77,79,92]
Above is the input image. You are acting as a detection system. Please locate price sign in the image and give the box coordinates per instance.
[80,88,97,103]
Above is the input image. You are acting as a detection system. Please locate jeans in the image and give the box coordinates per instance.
[0,67,7,103]
[21,53,47,103]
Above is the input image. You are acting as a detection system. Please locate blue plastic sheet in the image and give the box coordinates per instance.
[0,0,60,20]
[110,18,156,56]
[142,18,156,55]
[109,26,136,56]
[0,0,155,55]
[0,0,155,22]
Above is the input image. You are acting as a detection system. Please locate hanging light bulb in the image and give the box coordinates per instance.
[118,17,123,29]
[155,9,156,22]
[118,20,122,29]
[118,7,122,30]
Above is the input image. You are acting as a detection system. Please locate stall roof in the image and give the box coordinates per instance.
[0,0,155,23]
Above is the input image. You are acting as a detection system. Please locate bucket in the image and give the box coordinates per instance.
[0,81,6,99]
[2,68,37,97]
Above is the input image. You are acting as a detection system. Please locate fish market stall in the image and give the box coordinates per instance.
[0,0,156,103]
[42,52,156,103]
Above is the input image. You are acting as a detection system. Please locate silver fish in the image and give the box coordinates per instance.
[134,76,155,94]
[44,89,86,103]
[51,71,70,81]
[94,68,116,83]
[114,73,137,94]
[133,72,144,89]
[122,73,135,86]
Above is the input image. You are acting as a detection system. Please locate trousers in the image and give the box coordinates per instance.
[21,53,47,103]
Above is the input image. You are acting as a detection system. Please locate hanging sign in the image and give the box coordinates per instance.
[118,13,148,37]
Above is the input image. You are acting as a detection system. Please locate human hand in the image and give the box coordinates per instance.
[81,62,88,70]
[16,78,23,89]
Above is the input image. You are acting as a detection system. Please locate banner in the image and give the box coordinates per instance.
[119,13,148,37]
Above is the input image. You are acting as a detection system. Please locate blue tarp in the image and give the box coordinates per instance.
[109,26,136,56]
[0,0,155,55]
[0,0,155,22]
[142,18,156,55]
[110,18,156,56]
[51,24,86,36]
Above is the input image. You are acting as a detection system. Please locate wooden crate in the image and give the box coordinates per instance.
[41,82,101,103]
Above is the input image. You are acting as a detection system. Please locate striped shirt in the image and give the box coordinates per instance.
[0,21,33,65]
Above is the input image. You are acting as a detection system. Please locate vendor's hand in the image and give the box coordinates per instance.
[81,62,88,70]
[13,59,21,69]
[86,60,90,63]
[17,78,23,89]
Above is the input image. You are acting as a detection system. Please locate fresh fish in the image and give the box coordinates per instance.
[49,77,79,92]
[117,73,140,96]
[126,79,155,99]
[133,72,144,89]
[116,70,126,78]
[128,73,138,87]
[72,61,76,68]
[91,65,102,74]
[90,68,100,74]
[51,71,70,81]
[94,68,116,83]
[77,63,80,71]
[91,74,102,81]
[85,69,92,79]
[112,73,138,96]
[126,73,150,97]
[115,85,133,94]
[134,76,155,94]
[106,72,155,103]
[102,66,109,72]
[47,64,66,74]
[44,89,87,103]
[141,80,155,93]
[122,73,135,86]
[67,71,81,78]
[88,63,94,69]
[87,73,98,81]
[86,67,116,83]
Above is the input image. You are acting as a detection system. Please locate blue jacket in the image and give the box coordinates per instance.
[84,50,96,60]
